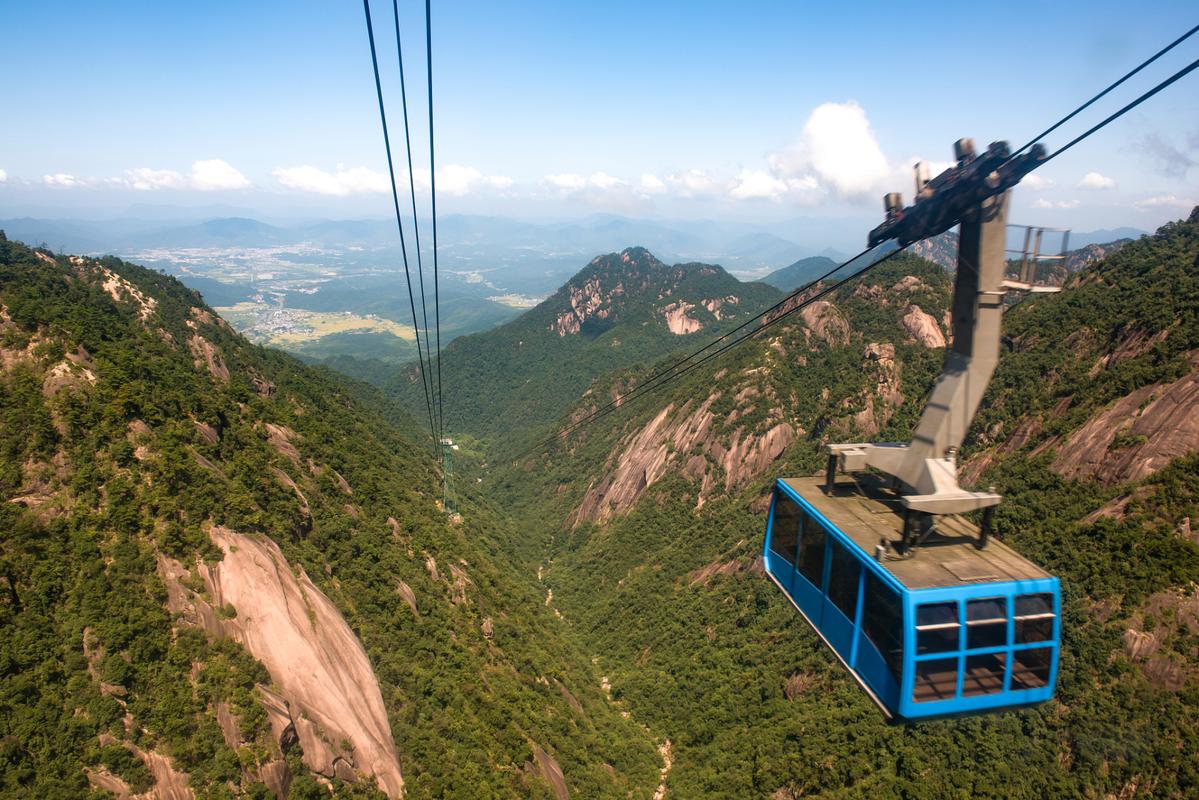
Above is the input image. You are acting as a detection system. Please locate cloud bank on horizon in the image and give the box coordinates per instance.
[3,99,1194,228]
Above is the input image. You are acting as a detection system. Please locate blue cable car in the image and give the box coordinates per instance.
[762,139,1061,719]
[763,475,1060,720]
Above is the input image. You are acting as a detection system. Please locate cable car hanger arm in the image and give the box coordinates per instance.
[831,137,1043,547]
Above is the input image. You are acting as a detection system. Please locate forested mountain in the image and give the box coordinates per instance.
[385,247,782,444]
[465,212,1199,797]
[0,233,662,799]
[760,255,838,292]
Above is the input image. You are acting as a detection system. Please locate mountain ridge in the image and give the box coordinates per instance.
[386,246,783,444]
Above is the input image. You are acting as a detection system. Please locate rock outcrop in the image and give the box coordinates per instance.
[264,423,302,465]
[765,293,850,347]
[799,301,849,346]
[98,266,158,321]
[87,736,195,800]
[702,295,739,320]
[159,527,404,798]
[551,274,614,336]
[660,301,703,335]
[1052,353,1199,484]
[187,334,230,382]
[907,230,959,270]
[530,743,568,800]
[849,343,904,437]
[572,391,794,525]
[901,304,946,348]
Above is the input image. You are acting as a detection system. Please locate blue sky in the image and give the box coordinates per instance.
[1,0,1196,242]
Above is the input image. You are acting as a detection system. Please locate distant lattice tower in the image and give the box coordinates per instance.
[1001,223,1070,295]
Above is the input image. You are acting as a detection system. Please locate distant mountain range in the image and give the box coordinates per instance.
[0,212,1148,296]
[0,213,820,264]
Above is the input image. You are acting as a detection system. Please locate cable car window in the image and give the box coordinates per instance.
[1015,593,1053,616]
[827,541,861,618]
[1010,647,1052,690]
[768,492,801,566]
[796,514,826,588]
[916,602,960,654]
[1015,593,1055,644]
[913,657,958,702]
[860,571,903,681]
[966,597,1008,650]
[962,652,1007,696]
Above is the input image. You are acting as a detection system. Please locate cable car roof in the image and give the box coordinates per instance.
[779,476,1051,591]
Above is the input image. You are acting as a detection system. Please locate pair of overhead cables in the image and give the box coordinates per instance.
[363,0,445,453]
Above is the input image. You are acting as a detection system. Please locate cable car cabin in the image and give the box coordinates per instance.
[756,137,1063,718]
[763,474,1060,721]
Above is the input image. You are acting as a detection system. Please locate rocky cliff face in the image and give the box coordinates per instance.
[1063,239,1132,275]
[907,231,959,270]
[1050,351,1199,485]
[660,301,703,335]
[551,273,621,336]
[900,304,946,347]
[571,387,796,526]
[159,526,404,797]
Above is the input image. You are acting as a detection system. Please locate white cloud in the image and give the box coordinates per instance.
[544,173,586,191]
[272,162,507,196]
[435,164,517,195]
[1076,171,1116,190]
[437,164,483,196]
[668,168,721,198]
[1134,194,1196,209]
[729,169,789,201]
[1032,198,1080,209]
[124,167,186,191]
[42,173,84,188]
[0,168,7,183]
[767,101,890,199]
[120,162,250,191]
[543,171,630,194]
[1021,174,1056,191]
[587,171,624,190]
[638,173,666,195]
[190,159,250,190]
[885,157,956,198]
[273,164,388,195]
[40,164,250,191]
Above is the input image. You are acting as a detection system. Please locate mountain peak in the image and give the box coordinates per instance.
[585,245,665,271]
[547,248,743,338]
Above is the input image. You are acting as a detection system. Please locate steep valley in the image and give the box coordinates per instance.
[472,213,1199,798]
[2,209,1199,799]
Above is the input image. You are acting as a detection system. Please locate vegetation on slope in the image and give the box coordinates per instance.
[0,233,660,799]
[473,216,1199,799]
